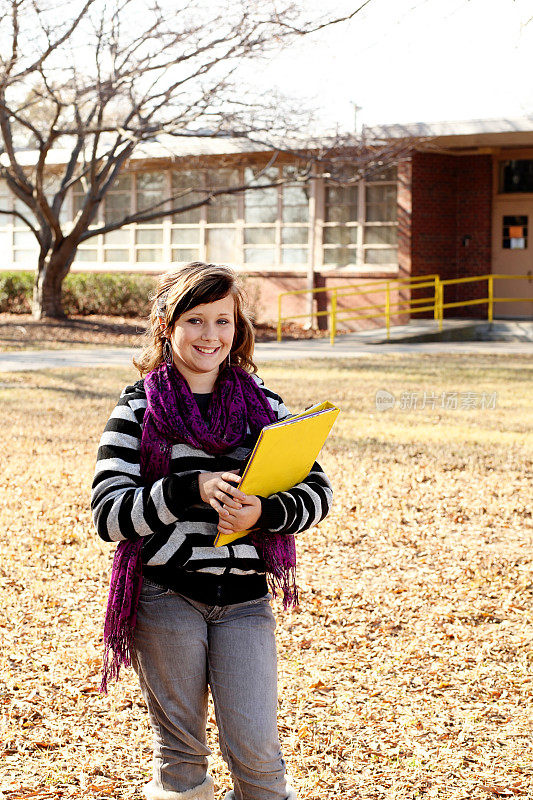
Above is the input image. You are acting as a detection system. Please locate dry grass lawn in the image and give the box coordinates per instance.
[0,354,532,800]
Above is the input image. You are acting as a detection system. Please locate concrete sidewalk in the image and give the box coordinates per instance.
[0,336,532,372]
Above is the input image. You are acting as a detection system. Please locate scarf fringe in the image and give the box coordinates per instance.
[100,539,143,694]
[266,567,299,611]
[251,532,299,610]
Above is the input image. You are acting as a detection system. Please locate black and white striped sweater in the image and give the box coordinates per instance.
[91,374,333,605]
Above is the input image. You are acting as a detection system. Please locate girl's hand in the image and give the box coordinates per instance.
[198,470,245,515]
[217,494,262,535]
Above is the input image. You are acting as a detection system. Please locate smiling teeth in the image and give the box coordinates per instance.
[195,346,218,353]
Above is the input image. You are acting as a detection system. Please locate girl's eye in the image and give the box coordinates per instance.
[187,318,201,324]
[217,319,230,325]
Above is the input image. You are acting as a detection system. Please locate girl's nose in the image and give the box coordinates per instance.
[201,323,218,340]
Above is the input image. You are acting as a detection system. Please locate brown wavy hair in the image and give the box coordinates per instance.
[133,262,257,376]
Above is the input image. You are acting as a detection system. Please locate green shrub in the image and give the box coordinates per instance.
[0,271,157,316]
[0,271,33,313]
[62,273,156,316]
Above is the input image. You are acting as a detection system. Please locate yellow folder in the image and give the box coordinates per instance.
[214,401,340,547]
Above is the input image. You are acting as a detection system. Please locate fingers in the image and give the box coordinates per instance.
[209,498,226,515]
[214,487,242,509]
[211,498,242,518]
[217,519,236,534]
[221,472,244,490]
[200,471,248,517]
[217,477,246,503]
[216,503,242,533]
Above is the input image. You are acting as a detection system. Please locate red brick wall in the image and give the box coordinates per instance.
[411,151,458,296]
[455,155,492,315]
[409,151,492,318]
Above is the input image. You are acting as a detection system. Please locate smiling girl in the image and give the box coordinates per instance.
[91,263,333,800]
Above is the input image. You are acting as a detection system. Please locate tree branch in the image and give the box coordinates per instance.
[0,206,40,237]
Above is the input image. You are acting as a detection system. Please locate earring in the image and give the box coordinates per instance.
[227,351,232,369]
[162,338,173,366]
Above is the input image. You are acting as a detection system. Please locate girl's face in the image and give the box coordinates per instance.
[168,294,235,389]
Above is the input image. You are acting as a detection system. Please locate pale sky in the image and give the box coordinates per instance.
[245,0,533,133]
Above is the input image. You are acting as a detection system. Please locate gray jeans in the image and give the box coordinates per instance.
[131,578,291,800]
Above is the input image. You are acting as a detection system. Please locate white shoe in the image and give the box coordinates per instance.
[144,774,215,800]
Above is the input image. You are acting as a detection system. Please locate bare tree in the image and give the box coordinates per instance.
[0,0,414,318]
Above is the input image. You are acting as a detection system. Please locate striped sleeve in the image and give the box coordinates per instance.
[254,378,334,535]
[91,384,201,543]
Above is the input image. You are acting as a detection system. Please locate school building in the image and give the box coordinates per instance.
[1,117,532,325]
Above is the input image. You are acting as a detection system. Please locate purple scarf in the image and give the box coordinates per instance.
[100,363,298,693]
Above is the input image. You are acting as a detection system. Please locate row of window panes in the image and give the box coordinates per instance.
[8,240,396,266]
[0,222,395,248]
[0,241,397,265]
[4,169,396,229]
[75,247,396,266]
[4,170,395,229]
[1,226,396,266]
[70,167,309,228]
[99,222,393,247]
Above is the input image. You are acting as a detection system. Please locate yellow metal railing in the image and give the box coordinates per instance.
[277,273,533,344]
[277,275,440,345]
[435,274,532,329]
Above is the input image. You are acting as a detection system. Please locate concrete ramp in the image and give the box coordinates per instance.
[350,318,533,344]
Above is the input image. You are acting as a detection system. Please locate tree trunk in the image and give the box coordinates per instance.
[32,243,77,320]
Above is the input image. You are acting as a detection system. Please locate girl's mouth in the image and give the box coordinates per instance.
[193,345,220,354]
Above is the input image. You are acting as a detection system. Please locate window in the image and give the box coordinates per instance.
[244,166,279,265]
[0,179,9,205]
[102,175,132,263]
[171,170,203,261]
[245,167,278,221]
[322,167,398,267]
[204,169,240,262]
[171,171,203,224]
[171,226,201,263]
[0,161,400,272]
[13,197,38,228]
[11,194,38,263]
[135,227,163,263]
[0,181,11,254]
[43,175,70,225]
[206,169,240,224]
[104,174,132,224]
[136,172,166,223]
[75,249,98,262]
[281,166,309,265]
[206,228,239,263]
[241,165,311,267]
[72,178,100,264]
[365,184,396,222]
[502,215,528,249]
[133,173,166,261]
[323,176,359,266]
[364,178,397,265]
[500,160,533,193]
